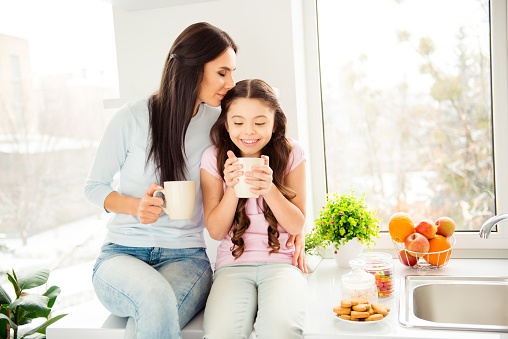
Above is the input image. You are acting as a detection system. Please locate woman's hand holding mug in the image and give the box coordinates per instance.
[154,181,196,220]
[138,183,164,224]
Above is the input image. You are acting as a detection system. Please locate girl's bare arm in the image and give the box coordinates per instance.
[201,169,240,240]
[250,159,306,235]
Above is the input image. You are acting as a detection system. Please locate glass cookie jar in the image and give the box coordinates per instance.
[340,259,378,304]
[358,252,394,298]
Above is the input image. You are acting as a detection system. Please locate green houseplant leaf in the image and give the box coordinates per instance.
[0,313,17,330]
[17,269,49,292]
[42,287,60,309]
[18,329,45,339]
[6,272,21,299]
[0,285,11,305]
[10,295,51,319]
[20,313,67,338]
[16,311,36,326]
[0,319,8,339]
[1,268,65,339]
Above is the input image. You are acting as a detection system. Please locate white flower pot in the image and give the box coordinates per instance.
[333,238,365,268]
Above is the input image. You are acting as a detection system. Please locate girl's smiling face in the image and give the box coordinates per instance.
[226,98,275,158]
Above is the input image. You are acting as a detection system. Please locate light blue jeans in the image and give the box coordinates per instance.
[202,263,308,339]
[92,243,213,339]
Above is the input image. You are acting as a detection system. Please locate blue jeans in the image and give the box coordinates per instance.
[92,243,213,339]
[203,263,308,339]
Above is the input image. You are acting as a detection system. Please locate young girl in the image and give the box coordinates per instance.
[200,79,307,339]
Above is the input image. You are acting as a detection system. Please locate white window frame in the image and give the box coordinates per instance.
[301,0,508,257]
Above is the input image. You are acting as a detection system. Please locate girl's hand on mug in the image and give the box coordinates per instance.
[224,150,242,188]
[246,155,273,196]
[137,183,164,224]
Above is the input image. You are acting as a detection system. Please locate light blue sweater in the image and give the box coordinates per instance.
[84,99,219,248]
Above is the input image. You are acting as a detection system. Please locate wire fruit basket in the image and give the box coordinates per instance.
[392,235,455,270]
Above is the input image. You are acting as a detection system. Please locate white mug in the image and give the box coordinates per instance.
[234,157,265,198]
[154,181,196,220]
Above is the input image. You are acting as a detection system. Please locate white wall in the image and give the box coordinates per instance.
[112,0,301,139]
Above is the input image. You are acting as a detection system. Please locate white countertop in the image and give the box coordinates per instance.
[304,258,508,339]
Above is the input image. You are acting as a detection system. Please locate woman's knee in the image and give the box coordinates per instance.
[93,257,179,317]
[131,278,179,315]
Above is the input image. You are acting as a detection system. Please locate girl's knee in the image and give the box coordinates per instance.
[203,304,254,339]
[255,310,305,339]
[203,327,253,339]
[256,322,303,339]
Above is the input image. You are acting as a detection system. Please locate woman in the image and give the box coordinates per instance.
[84,22,305,339]
[85,22,236,339]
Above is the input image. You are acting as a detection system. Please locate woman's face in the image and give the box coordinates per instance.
[226,98,275,158]
[196,47,236,112]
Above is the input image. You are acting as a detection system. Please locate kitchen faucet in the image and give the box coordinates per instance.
[479,214,508,238]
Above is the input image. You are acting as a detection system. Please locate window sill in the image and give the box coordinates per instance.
[318,232,508,259]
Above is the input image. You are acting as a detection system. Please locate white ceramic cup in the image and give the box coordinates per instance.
[234,157,265,198]
[154,181,196,220]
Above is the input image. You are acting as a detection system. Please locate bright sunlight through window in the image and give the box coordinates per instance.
[0,0,118,312]
[317,0,493,232]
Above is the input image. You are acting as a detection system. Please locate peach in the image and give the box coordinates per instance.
[415,219,437,239]
[399,249,418,266]
[404,232,430,256]
[435,217,456,238]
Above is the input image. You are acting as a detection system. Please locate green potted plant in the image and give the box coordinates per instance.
[314,190,381,267]
[304,232,324,273]
[0,268,66,339]
[304,232,323,256]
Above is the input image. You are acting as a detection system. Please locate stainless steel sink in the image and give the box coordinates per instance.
[399,275,508,332]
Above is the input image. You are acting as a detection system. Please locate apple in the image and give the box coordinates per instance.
[399,249,418,266]
[404,232,430,256]
[435,216,456,238]
[415,219,438,239]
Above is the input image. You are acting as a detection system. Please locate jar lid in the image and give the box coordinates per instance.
[341,259,376,285]
[358,252,393,266]
[359,252,392,261]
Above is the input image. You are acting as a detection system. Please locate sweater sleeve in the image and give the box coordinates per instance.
[83,105,136,210]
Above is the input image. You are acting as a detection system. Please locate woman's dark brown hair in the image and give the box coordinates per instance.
[147,22,237,182]
[210,79,296,259]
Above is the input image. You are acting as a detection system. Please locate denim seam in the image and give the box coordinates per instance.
[94,274,140,336]
[93,271,138,313]
[178,259,209,311]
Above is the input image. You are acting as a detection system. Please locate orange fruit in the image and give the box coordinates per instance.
[388,212,415,243]
[424,235,452,266]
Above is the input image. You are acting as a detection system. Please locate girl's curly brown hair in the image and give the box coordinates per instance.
[210,79,296,259]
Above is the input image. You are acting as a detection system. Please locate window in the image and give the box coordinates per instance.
[318,0,492,231]
[310,0,508,253]
[0,0,118,312]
